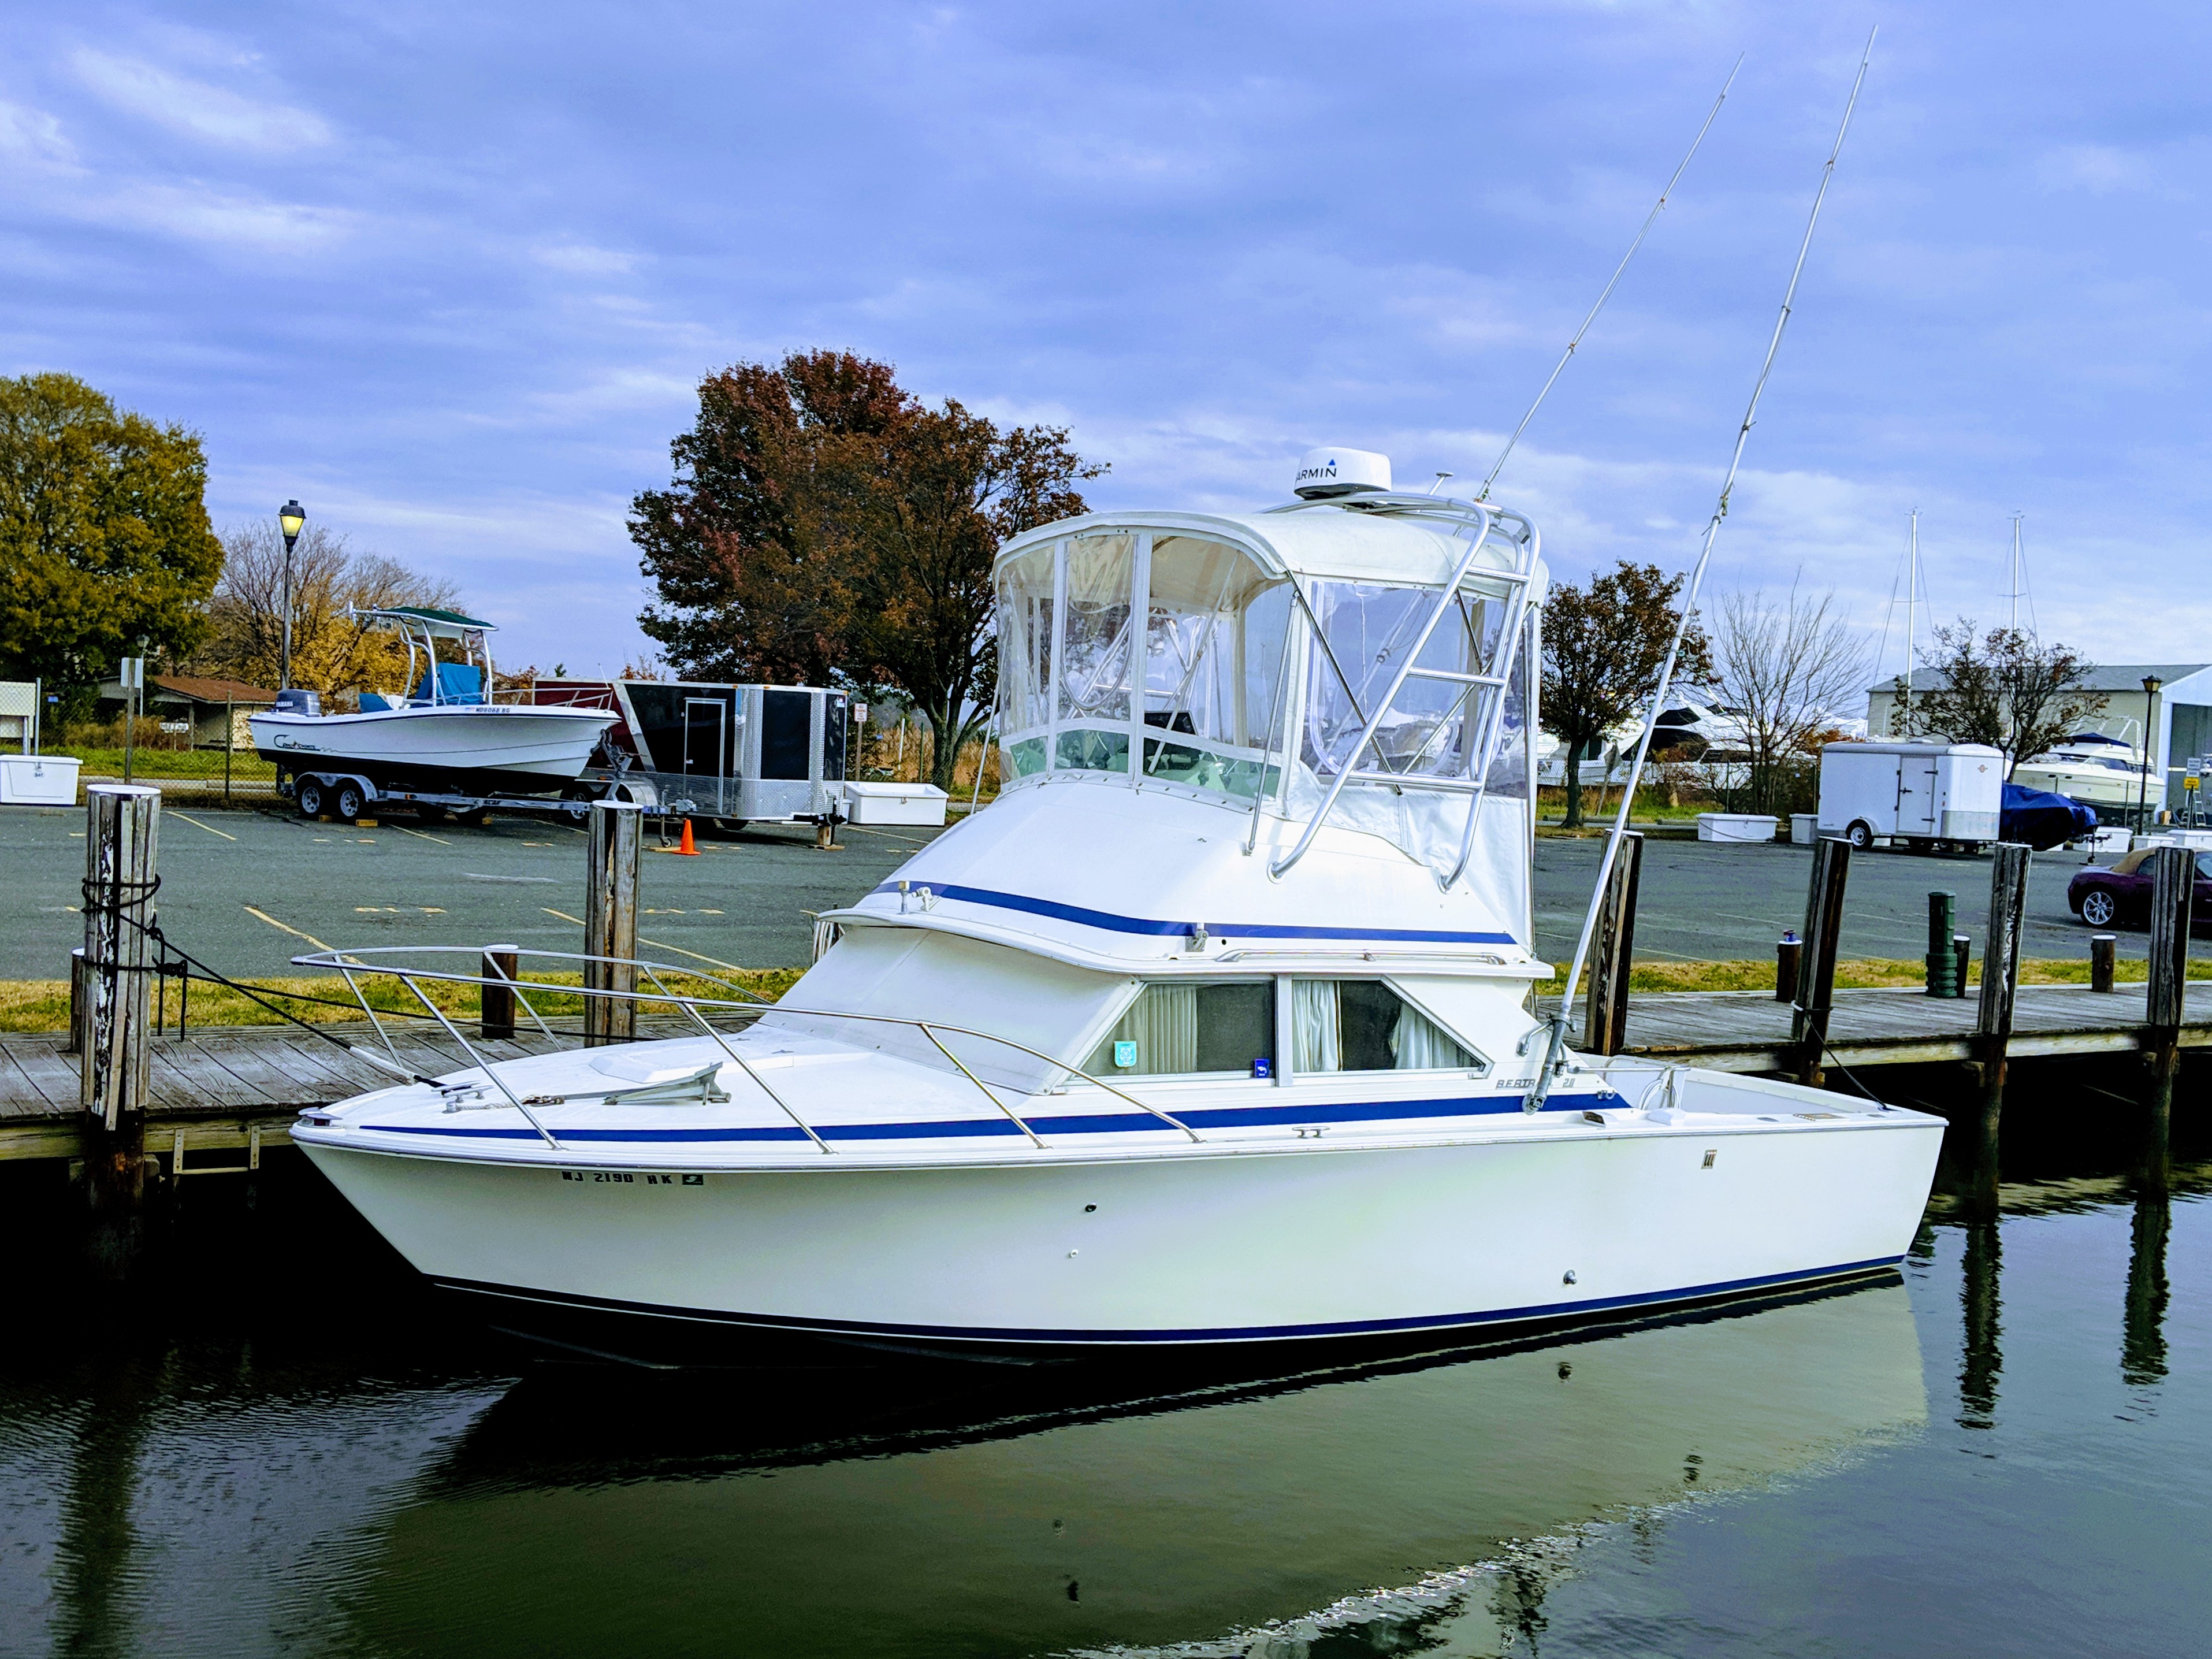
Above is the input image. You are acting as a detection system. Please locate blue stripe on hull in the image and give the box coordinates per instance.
[864,881,1518,946]
[359,1090,1626,1144]
[436,1256,1905,1347]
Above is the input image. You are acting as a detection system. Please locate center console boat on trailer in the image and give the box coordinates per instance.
[289,455,1943,1359]
[248,607,619,813]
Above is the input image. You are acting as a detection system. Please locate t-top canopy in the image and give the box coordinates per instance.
[350,605,497,640]
[992,497,1526,592]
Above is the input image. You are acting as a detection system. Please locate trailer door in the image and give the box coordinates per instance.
[1897,753,1939,837]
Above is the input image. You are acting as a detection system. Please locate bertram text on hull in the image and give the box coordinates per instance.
[292,450,1944,1358]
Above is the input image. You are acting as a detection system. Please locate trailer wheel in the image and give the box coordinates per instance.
[712,817,750,835]
[559,784,596,824]
[335,782,366,821]
[296,779,326,818]
[1845,819,1876,851]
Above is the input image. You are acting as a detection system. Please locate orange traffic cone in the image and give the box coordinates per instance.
[676,817,700,855]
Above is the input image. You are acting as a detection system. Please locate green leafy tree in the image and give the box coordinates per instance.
[0,373,223,686]
[1541,561,1711,828]
[631,350,1102,790]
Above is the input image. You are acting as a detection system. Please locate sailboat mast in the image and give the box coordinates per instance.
[2009,513,2024,634]
[1904,509,1919,736]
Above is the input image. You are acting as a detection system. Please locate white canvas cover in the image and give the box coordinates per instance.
[767,926,1134,1093]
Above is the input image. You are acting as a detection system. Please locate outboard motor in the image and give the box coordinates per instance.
[273,688,321,717]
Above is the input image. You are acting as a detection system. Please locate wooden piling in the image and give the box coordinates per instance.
[2141,844,2192,1189]
[1973,843,2032,1215]
[1582,831,1643,1056]
[481,945,518,1040]
[2090,933,2117,994]
[80,784,160,1275]
[1791,836,1850,1088]
[66,947,87,1055]
[584,801,641,1046]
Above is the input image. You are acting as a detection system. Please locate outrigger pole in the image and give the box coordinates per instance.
[1477,55,1743,503]
[1532,29,1879,1109]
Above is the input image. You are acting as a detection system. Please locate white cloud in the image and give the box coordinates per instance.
[96,182,356,250]
[72,50,331,153]
[2036,143,2153,195]
[533,242,638,276]
[0,99,75,165]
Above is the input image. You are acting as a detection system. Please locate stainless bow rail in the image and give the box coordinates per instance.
[290,944,1204,1153]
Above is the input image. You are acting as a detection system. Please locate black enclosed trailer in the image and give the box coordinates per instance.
[534,680,849,829]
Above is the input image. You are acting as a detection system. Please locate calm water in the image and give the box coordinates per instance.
[2,1120,2206,1657]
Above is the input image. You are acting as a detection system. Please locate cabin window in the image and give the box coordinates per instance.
[1083,980,1274,1078]
[1291,980,1482,1073]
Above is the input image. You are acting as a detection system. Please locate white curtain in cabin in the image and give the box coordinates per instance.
[1390,1003,1470,1070]
[1124,982,1199,1074]
[1293,979,1341,1072]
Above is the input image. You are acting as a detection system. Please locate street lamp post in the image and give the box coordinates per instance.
[2139,674,2163,830]
[278,500,306,690]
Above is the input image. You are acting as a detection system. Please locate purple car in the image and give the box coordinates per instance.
[2066,847,2212,928]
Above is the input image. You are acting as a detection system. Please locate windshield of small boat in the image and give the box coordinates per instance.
[998,532,1293,801]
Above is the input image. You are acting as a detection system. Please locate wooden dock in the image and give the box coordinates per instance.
[3,981,2204,1163]
[0,1025,571,1164]
[1594,980,2212,1074]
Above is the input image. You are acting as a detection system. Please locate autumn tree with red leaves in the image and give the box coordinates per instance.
[630,351,1102,790]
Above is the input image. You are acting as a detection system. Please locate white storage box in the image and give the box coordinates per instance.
[1697,812,1778,844]
[1790,812,1817,846]
[2080,826,2132,855]
[844,780,949,827]
[0,754,79,805]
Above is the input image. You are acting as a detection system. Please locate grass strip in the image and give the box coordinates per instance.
[0,966,806,1034]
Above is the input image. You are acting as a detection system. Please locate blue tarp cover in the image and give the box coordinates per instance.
[2001,781,2096,850]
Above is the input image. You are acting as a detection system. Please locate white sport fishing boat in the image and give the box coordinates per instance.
[289,454,1945,1360]
[2012,728,2155,812]
[247,606,618,800]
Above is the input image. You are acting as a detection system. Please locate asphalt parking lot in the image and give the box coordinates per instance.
[1530,832,2205,968]
[1,801,2188,985]
[0,803,947,982]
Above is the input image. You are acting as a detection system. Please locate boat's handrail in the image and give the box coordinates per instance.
[289,944,1204,1152]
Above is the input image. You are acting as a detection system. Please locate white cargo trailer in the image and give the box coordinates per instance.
[1817,741,2003,852]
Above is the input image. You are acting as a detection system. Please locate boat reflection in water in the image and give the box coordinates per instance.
[346,1280,1926,1658]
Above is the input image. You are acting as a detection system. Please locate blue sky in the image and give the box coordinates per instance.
[6,2,2209,680]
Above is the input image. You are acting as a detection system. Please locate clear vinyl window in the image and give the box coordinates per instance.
[1290,979,1483,1074]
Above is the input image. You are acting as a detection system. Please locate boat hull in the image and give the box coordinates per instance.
[299,1107,1942,1359]
[248,705,617,796]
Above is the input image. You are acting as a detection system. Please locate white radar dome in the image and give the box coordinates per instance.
[1292,447,1392,499]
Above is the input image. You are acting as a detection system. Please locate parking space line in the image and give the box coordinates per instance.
[170,811,237,841]
[244,905,334,951]
[539,906,750,974]
[396,824,452,845]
